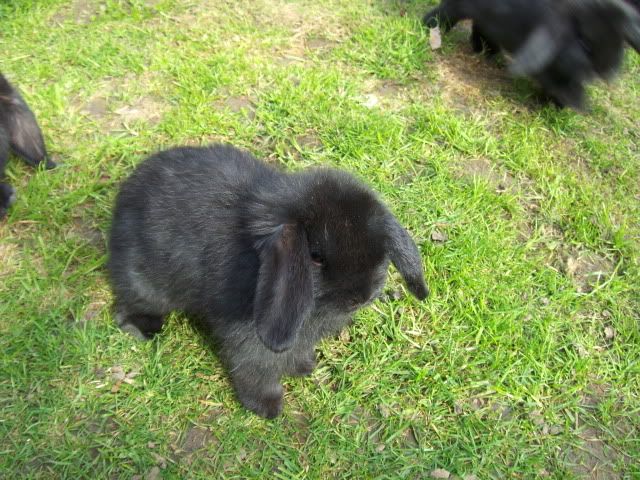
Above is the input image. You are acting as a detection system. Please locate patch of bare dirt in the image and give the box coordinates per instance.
[306,37,337,52]
[294,132,322,150]
[428,23,543,114]
[0,241,20,278]
[75,73,166,132]
[213,95,256,121]
[82,97,109,119]
[561,250,616,294]
[68,216,105,250]
[113,97,165,125]
[360,79,408,110]
[51,0,104,25]
[80,95,165,130]
[283,131,323,159]
[375,81,404,98]
[168,422,222,468]
[181,427,215,453]
[564,427,625,479]
[453,157,515,191]
[453,396,515,422]
[251,1,346,64]
[434,50,511,112]
[562,382,634,479]
[77,300,107,325]
[285,410,311,445]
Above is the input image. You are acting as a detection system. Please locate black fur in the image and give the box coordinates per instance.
[108,144,428,418]
[423,0,640,109]
[626,0,640,14]
[0,73,54,219]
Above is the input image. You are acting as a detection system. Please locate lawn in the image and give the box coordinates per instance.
[0,0,639,478]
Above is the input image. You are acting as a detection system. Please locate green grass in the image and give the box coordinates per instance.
[1,0,639,478]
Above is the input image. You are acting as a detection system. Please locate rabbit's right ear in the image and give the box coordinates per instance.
[254,224,314,353]
[509,24,564,76]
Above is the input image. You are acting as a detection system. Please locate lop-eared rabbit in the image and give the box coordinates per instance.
[108,144,428,418]
[0,73,54,219]
[423,0,640,108]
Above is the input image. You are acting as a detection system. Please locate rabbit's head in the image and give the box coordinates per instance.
[510,0,640,79]
[249,169,428,353]
[572,0,640,77]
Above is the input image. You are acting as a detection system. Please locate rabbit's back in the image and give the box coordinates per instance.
[108,145,278,316]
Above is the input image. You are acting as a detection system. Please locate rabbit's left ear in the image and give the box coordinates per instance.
[509,22,565,76]
[0,75,53,169]
[254,224,314,353]
[384,213,429,300]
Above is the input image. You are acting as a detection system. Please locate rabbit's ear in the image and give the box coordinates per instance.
[509,24,564,76]
[581,0,640,54]
[0,75,52,169]
[6,101,52,168]
[384,214,429,300]
[254,224,313,353]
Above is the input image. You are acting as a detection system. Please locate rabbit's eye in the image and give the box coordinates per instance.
[310,250,325,266]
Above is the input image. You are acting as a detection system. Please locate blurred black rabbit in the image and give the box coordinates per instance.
[627,0,640,13]
[0,73,55,219]
[423,0,640,109]
[108,144,428,418]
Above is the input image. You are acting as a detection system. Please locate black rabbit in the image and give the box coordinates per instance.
[423,0,640,109]
[626,0,640,13]
[0,73,55,219]
[108,144,428,418]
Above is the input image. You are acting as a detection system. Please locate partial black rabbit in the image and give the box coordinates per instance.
[423,0,640,109]
[627,0,640,13]
[0,73,55,219]
[108,144,428,418]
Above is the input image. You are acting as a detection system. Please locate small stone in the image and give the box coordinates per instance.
[529,410,545,426]
[469,398,484,411]
[111,366,125,381]
[431,230,448,243]
[339,329,351,343]
[145,466,161,480]
[151,452,167,469]
[430,468,451,479]
[362,94,379,108]
[576,343,589,358]
[429,27,442,50]
[604,326,615,340]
